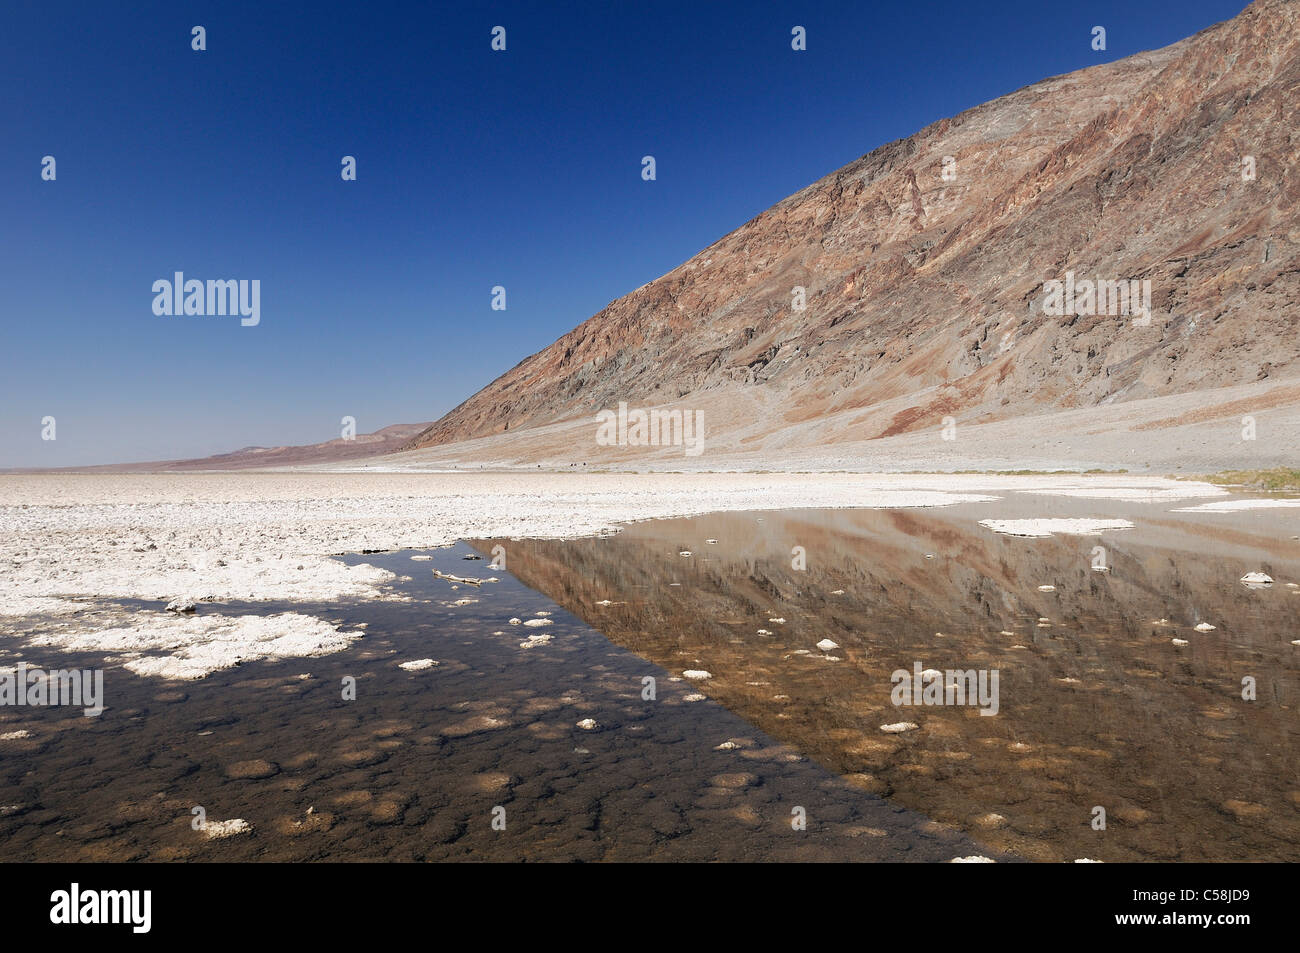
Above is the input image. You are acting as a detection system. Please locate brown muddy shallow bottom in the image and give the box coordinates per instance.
[478,497,1300,862]
[0,542,995,862]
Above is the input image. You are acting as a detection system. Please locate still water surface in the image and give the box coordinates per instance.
[481,496,1300,862]
[3,496,1294,861]
[0,540,994,861]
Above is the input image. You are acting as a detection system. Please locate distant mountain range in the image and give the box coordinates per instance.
[66,423,429,472]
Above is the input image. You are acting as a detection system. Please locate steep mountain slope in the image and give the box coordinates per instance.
[404,0,1299,463]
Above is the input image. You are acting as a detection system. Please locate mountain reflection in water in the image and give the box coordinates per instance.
[477,497,1300,862]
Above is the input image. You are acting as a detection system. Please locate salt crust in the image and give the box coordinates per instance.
[0,473,1222,677]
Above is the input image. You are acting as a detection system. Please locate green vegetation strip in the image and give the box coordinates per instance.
[1187,468,1300,492]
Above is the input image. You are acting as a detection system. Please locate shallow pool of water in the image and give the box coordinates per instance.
[476,497,1300,862]
[0,542,993,861]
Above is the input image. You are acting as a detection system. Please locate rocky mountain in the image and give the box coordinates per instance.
[402,0,1299,466]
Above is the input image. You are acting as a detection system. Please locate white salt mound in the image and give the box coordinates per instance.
[399,658,437,671]
[880,722,918,733]
[682,670,712,680]
[33,612,363,681]
[816,639,839,651]
[203,818,252,840]
[1022,485,1224,503]
[979,518,1133,538]
[1173,498,1300,513]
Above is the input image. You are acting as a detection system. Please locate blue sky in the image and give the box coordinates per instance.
[1,0,1249,466]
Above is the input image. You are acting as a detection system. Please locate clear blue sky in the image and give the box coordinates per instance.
[1,0,1248,466]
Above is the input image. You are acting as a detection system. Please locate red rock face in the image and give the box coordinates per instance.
[406,0,1300,456]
